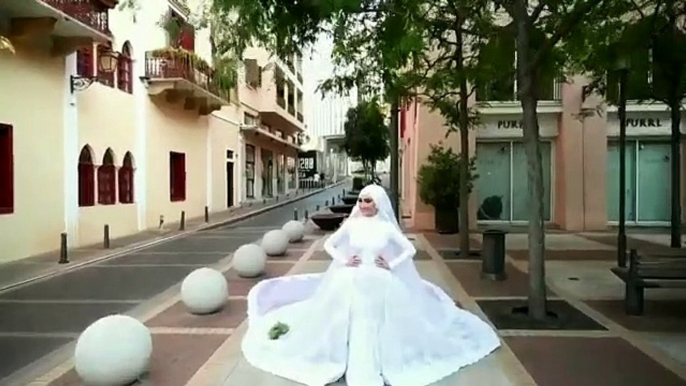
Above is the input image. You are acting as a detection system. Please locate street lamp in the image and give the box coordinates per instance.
[615,54,630,267]
[70,49,118,93]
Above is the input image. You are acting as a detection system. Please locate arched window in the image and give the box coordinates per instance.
[97,148,116,205]
[78,146,95,207]
[97,43,115,88]
[117,42,133,94]
[118,152,135,204]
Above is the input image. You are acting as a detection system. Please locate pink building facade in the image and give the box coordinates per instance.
[401,77,686,231]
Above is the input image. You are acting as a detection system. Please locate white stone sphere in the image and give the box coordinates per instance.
[261,229,289,256]
[233,243,267,278]
[181,267,228,314]
[282,220,305,243]
[74,314,152,386]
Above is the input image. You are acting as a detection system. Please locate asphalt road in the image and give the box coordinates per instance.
[0,184,349,384]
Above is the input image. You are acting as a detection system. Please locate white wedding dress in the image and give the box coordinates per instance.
[242,185,500,386]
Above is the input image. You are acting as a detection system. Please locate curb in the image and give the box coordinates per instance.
[0,182,346,295]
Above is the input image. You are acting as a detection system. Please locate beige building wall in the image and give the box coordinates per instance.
[77,84,138,246]
[0,48,66,263]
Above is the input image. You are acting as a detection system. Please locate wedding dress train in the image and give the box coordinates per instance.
[241,185,500,386]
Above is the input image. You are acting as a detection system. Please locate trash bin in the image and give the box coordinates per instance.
[481,229,507,281]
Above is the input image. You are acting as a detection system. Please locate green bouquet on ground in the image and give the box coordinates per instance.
[268,322,290,340]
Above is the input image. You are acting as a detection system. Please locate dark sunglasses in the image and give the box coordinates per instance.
[358,197,373,204]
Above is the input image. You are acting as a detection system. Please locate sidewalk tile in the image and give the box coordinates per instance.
[586,299,686,332]
[224,262,295,297]
[50,334,228,386]
[146,299,247,329]
[506,336,686,386]
[446,261,556,298]
[509,249,615,261]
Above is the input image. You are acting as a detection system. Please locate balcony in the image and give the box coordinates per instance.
[240,125,302,153]
[144,48,230,115]
[475,77,564,114]
[0,0,114,54]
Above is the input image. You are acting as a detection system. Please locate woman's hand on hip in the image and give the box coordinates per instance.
[375,256,390,270]
[346,256,361,267]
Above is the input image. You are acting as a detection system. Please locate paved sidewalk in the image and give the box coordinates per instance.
[0,184,343,293]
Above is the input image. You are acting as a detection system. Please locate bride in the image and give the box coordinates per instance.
[242,184,500,386]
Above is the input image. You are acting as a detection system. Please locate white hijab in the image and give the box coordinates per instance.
[347,184,401,232]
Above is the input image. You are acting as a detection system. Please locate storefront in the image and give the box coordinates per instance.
[474,115,557,223]
[605,111,673,224]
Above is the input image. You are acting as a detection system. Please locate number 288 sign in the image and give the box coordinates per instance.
[298,151,318,178]
[299,158,314,170]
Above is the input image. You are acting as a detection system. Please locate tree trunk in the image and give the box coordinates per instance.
[670,100,682,248]
[514,0,547,321]
[456,21,471,257]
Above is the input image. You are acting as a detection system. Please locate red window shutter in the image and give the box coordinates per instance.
[78,164,95,207]
[179,27,195,52]
[77,47,93,77]
[179,153,186,200]
[117,56,133,94]
[170,152,186,202]
[0,125,13,214]
[118,165,134,204]
[97,164,116,205]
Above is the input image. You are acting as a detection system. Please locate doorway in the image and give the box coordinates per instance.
[475,141,553,222]
[226,161,234,207]
[606,139,670,223]
[262,149,274,197]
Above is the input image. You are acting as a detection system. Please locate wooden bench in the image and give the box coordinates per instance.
[611,248,686,315]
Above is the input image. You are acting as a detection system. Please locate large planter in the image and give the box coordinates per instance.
[435,206,459,234]
[329,204,355,215]
[352,177,364,191]
[341,195,358,205]
[311,213,347,231]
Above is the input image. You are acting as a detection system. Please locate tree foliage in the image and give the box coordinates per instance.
[417,144,476,208]
[343,100,390,172]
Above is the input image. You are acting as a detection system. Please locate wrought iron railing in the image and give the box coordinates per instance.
[44,0,110,35]
[145,50,229,101]
[297,111,304,122]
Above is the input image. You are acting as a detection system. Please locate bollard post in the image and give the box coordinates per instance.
[179,211,186,231]
[58,233,69,264]
[103,224,110,249]
[305,209,309,219]
[263,198,267,204]
[204,206,209,223]
[342,188,346,196]
[294,208,298,220]
[325,200,329,206]
[316,204,320,211]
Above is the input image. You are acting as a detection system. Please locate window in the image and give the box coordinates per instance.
[77,45,94,77]
[97,44,115,87]
[117,42,133,94]
[78,146,95,207]
[0,125,13,214]
[170,152,186,202]
[119,152,135,204]
[97,149,116,205]
[169,10,195,52]
[245,145,255,198]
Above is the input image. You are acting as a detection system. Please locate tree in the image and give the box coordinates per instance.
[579,0,686,248]
[408,0,493,255]
[343,100,391,176]
[492,0,626,320]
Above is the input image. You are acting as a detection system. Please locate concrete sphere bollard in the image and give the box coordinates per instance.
[74,314,152,386]
[282,220,305,243]
[181,267,228,314]
[261,229,289,256]
[233,243,267,278]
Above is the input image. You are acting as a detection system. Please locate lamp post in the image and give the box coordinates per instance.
[616,55,630,267]
[70,48,118,93]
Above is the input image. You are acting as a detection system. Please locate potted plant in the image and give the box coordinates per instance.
[417,144,476,234]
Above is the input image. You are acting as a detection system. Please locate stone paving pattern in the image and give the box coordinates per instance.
[23,223,686,385]
[0,184,345,386]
